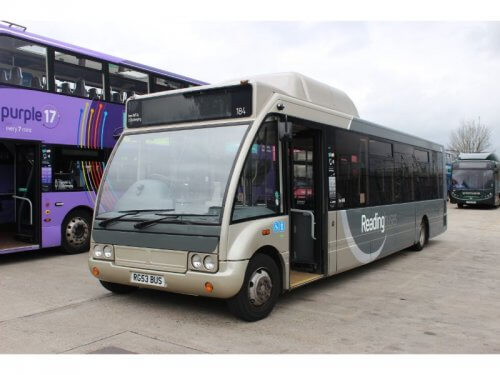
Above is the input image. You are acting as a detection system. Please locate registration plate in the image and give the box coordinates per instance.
[466,201,476,204]
[130,272,166,287]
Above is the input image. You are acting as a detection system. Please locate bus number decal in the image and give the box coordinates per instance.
[42,105,60,129]
[235,107,247,116]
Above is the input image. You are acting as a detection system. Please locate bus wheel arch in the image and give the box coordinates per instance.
[226,251,282,321]
[413,215,429,251]
[253,246,285,294]
[60,206,93,254]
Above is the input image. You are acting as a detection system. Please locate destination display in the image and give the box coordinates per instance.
[127,85,253,128]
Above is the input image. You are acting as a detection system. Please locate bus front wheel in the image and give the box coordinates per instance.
[61,209,92,254]
[227,254,281,322]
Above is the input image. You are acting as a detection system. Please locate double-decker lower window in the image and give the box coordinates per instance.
[46,146,108,192]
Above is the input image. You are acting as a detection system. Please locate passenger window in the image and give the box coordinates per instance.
[232,122,281,222]
[152,76,187,92]
[52,147,107,192]
[335,129,368,209]
[109,64,149,103]
[54,51,103,99]
[0,35,47,90]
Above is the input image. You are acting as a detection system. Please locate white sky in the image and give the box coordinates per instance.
[6,1,500,152]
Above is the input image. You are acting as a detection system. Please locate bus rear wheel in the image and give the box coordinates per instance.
[227,254,281,322]
[100,280,137,294]
[61,209,91,254]
[413,220,428,251]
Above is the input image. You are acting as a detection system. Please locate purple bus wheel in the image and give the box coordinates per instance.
[61,209,92,254]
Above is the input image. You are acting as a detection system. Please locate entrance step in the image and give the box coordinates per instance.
[290,270,323,289]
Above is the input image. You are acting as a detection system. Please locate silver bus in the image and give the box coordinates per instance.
[450,152,500,208]
[88,73,447,321]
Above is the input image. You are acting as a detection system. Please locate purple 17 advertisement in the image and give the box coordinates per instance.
[0,85,123,149]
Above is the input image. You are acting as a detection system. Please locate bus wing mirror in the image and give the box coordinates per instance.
[278,119,292,141]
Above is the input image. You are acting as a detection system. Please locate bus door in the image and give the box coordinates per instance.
[14,142,40,244]
[288,124,324,274]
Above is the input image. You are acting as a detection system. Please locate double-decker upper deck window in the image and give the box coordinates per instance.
[153,76,188,93]
[109,64,149,103]
[54,51,103,99]
[0,35,48,90]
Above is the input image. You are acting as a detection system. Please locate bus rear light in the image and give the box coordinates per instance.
[204,282,214,293]
[91,267,100,277]
[44,218,51,222]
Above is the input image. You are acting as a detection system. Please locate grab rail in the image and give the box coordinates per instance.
[12,195,33,225]
[290,208,316,240]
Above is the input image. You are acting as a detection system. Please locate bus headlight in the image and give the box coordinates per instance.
[191,254,202,269]
[203,255,216,271]
[93,244,103,258]
[103,245,114,259]
[189,253,218,273]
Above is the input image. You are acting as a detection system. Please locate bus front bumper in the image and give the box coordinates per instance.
[88,258,248,299]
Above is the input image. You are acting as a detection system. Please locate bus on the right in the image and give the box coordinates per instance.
[450,152,500,208]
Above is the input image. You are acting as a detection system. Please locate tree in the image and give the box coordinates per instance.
[448,118,492,153]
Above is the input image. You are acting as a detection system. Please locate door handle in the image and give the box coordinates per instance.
[290,208,316,240]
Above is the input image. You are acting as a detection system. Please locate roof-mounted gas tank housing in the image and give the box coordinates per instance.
[230,72,359,118]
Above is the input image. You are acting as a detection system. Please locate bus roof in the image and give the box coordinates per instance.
[225,72,359,117]
[0,23,207,86]
[459,152,498,161]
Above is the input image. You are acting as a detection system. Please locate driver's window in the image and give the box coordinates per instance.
[232,122,282,222]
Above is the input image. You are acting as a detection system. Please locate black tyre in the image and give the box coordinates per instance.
[61,209,92,254]
[100,280,137,294]
[226,253,281,322]
[413,219,428,251]
[457,203,464,208]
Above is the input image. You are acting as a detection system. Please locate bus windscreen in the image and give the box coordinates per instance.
[126,85,252,127]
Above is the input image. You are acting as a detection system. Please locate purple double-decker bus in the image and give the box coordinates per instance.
[0,21,205,254]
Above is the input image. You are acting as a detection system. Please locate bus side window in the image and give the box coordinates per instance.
[335,129,368,209]
[0,35,48,90]
[232,122,281,222]
[53,147,107,192]
[152,76,187,93]
[54,51,104,99]
[109,64,149,103]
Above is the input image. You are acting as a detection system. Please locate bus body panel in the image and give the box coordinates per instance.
[0,85,122,147]
[88,257,248,299]
[226,216,290,290]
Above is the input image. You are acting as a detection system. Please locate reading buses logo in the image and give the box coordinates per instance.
[361,213,385,233]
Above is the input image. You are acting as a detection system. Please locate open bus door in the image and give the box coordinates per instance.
[285,122,326,288]
[0,140,40,253]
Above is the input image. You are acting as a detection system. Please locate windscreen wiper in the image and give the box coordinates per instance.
[97,209,174,228]
[134,213,219,230]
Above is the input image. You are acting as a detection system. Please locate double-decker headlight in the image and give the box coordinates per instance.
[189,253,218,273]
[93,244,114,260]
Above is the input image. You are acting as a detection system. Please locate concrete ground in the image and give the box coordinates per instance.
[1,203,499,354]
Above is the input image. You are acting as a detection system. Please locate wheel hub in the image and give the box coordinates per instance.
[66,217,89,246]
[248,268,273,306]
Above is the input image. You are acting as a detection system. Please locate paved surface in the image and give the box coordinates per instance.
[1,204,499,354]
